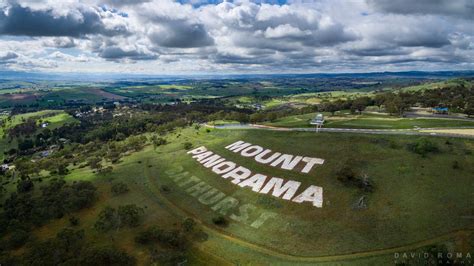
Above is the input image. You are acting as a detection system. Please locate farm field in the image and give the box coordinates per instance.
[43,126,474,264]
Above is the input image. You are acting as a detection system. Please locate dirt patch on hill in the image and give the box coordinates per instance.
[0,93,37,101]
[86,88,127,100]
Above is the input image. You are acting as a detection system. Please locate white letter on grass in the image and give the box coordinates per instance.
[199,154,225,168]
[241,145,264,157]
[292,185,323,208]
[238,174,267,192]
[187,146,207,155]
[259,177,301,200]
[255,150,281,164]
[192,151,213,161]
[212,161,236,175]
[222,166,252,184]
[225,140,252,152]
[300,157,325,173]
[270,154,303,171]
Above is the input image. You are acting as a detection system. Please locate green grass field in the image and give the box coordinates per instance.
[265,112,474,129]
[260,91,375,109]
[37,127,474,264]
[401,79,473,92]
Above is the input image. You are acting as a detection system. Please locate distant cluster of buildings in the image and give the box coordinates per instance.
[74,104,134,119]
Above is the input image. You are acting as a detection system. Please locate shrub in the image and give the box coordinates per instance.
[335,166,358,182]
[111,182,129,196]
[161,185,171,193]
[407,138,439,157]
[69,216,80,226]
[452,160,461,169]
[212,216,228,227]
[182,218,196,233]
[183,142,193,150]
[7,229,29,249]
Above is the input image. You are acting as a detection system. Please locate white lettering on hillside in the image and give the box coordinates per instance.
[189,146,324,208]
[224,140,325,174]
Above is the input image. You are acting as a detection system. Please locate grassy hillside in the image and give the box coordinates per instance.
[41,127,474,264]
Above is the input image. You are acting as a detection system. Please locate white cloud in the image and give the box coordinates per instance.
[0,0,472,73]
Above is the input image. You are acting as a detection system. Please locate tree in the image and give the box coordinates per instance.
[18,138,34,151]
[374,93,387,110]
[323,102,339,115]
[351,96,372,114]
[182,218,196,233]
[88,157,102,170]
[117,204,145,228]
[151,136,167,149]
[465,100,474,117]
[17,178,34,193]
[249,113,265,123]
[267,112,278,122]
[94,205,145,232]
[385,96,408,116]
[79,246,136,266]
[94,206,118,232]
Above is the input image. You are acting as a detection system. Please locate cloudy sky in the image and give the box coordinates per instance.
[0,0,473,74]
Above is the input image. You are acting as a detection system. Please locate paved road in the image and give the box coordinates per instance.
[209,123,474,139]
[404,111,474,120]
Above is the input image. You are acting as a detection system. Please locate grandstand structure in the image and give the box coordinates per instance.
[310,113,325,132]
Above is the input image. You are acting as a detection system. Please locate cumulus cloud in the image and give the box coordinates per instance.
[0,4,127,37]
[99,46,157,61]
[0,51,18,61]
[148,21,214,48]
[0,0,472,73]
[42,37,76,48]
[101,0,152,7]
[367,0,474,20]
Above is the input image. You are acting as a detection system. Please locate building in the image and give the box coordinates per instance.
[432,107,448,114]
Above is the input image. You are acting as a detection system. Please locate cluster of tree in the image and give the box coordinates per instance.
[134,218,205,265]
[94,204,145,232]
[315,79,474,117]
[412,79,474,110]
[0,179,97,250]
[319,96,375,115]
[0,228,136,265]
[7,119,37,139]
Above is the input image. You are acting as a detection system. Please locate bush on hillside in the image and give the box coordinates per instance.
[407,138,439,157]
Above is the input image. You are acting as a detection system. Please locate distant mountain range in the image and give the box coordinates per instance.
[1,70,473,82]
